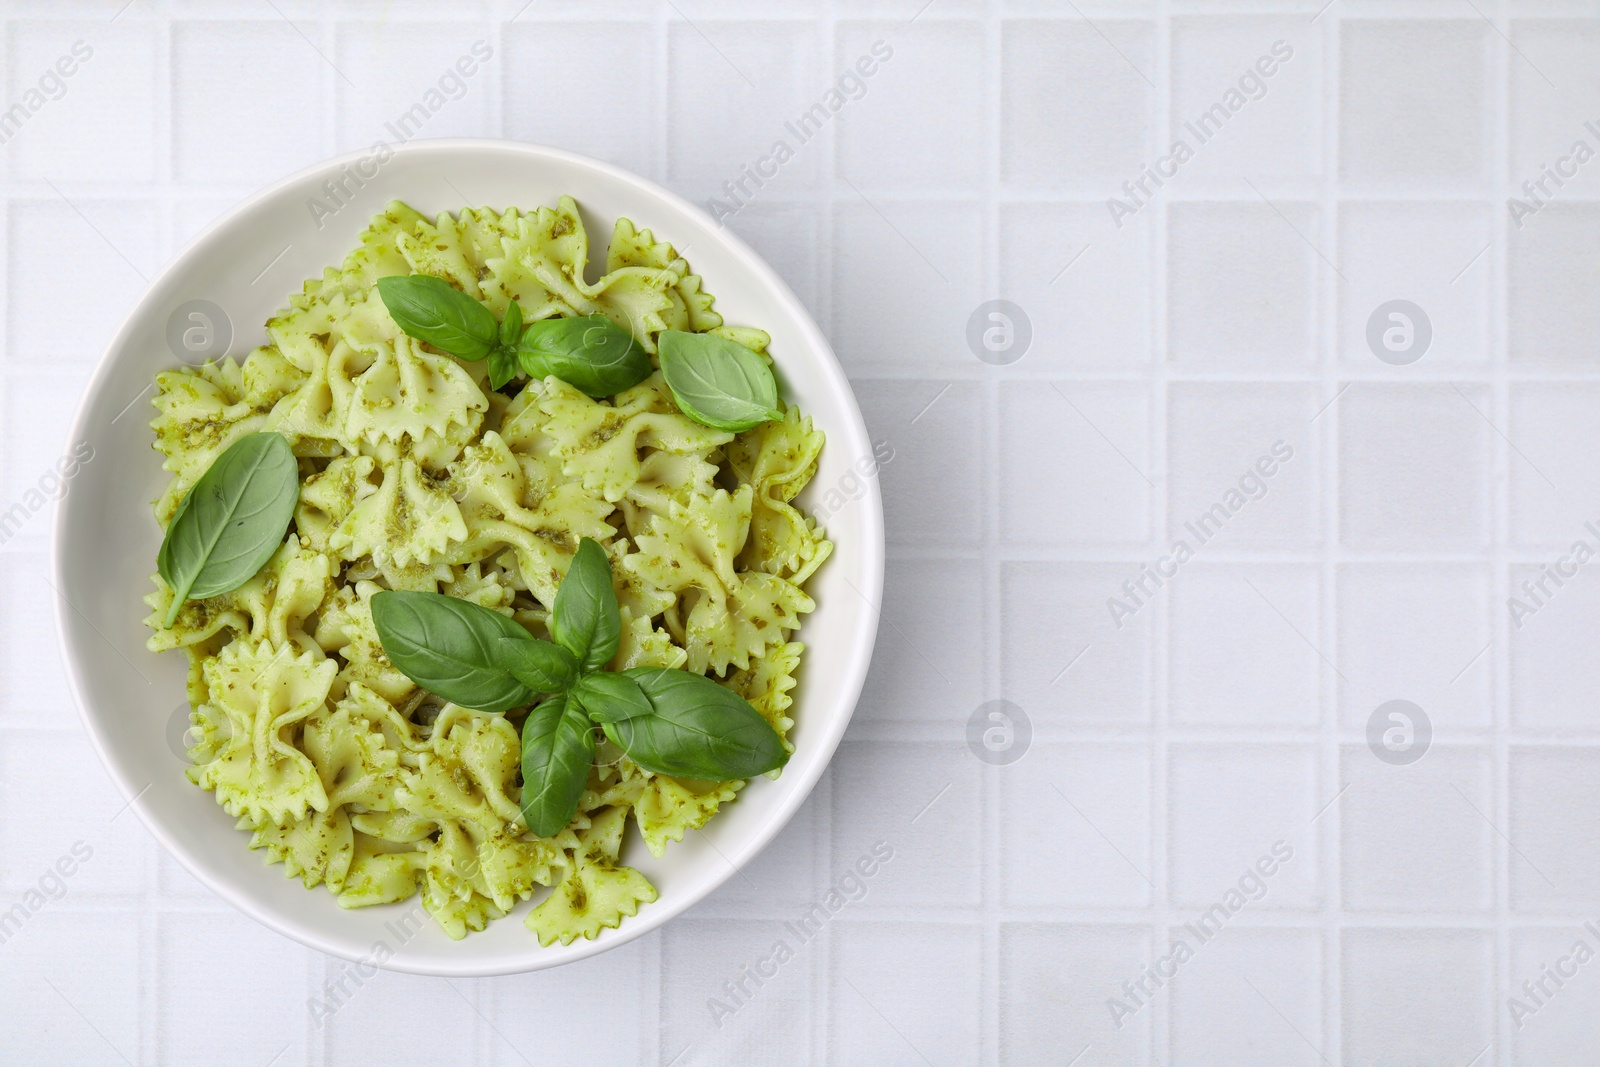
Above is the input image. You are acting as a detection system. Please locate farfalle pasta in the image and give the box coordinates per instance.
[144,198,829,944]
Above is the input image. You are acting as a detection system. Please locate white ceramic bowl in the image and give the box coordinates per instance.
[53,139,883,976]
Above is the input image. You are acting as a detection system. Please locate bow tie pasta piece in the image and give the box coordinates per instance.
[336,834,427,910]
[441,431,615,607]
[524,806,657,947]
[605,217,722,335]
[482,196,680,350]
[327,452,467,569]
[622,486,814,674]
[336,334,487,468]
[395,206,525,310]
[727,408,833,583]
[725,640,803,755]
[537,374,734,504]
[187,641,337,824]
[634,775,743,859]
[148,539,332,656]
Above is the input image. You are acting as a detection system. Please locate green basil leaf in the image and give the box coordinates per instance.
[497,637,580,695]
[519,693,595,838]
[549,537,621,672]
[157,432,300,627]
[571,671,653,723]
[487,346,519,390]
[376,274,498,361]
[517,314,653,397]
[500,299,524,350]
[370,590,538,713]
[657,330,781,432]
[607,667,789,779]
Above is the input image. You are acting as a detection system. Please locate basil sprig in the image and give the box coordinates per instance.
[517,314,653,398]
[369,536,790,837]
[658,330,781,432]
[376,274,527,389]
[157,432,300,627]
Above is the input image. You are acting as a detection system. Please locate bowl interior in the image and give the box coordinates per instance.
[53,140,883,976]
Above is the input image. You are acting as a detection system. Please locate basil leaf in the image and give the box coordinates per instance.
[499,299,524,350]
[519,693,595,838]
[369,591,538,713]
[157,432,299,627]
[517,314,653,397]
[549,538,621,672]
[571,671,653,723]
[487,347,519,390]
[657,330,781,432]
[607,667,789,779]
[376,274,497,361]
[497,637,579,695]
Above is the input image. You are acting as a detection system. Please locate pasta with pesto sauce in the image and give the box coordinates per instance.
[144,198,830,944]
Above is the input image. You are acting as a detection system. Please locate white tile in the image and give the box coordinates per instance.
[487,935,652,1067]
[690,798,817,914]
[1002,743,1153,908]
[1167,201,1318,367]
[1510,558,1600,731]
[1340,928,1494,1065]
[0,555,72,726]
[503,22,658,176]
[999,382,1152,547]
[1,372,90,523]
[1168,19,1321,182]
[1167,928,1323,1067]
[829,921,982,1065]
[831,200,982,373]
[668,21,820,192]
[1000,561,1152,726]
[1509,925,1600,1066]
[853,379,985,547]
[830,742,982,908]
[999,201,1152,369]
[333,23,495,148]
[0,730,152,900]
[158,911,311,1065]
[1508,20,1600,197]
[1336,564,1491,730]
[1337,201,1493,364]
[1508,203,1600,364]
[720,201,820,322]
[1510,748,1600,910]
[1339,21,1490,186]
[7,200,155,366]
[1509,384,1600,548]
[1168,564,1321,728]
[6,22,157,182]
[0,909,141,1066]
[1001,18,1155,185]
[1166,384,1317,548]
[171,21,327,183]
[1166,745,1318,909]
[660,919,813,1066]
[1000,924,1153,1066]
[858,557,985,723]
[835,21,984,191]
[1339,745,1494,912]
[321,961,480,1064]
[1337,383,1491,551]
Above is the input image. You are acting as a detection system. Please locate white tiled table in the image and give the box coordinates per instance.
[5,1,1600,1063]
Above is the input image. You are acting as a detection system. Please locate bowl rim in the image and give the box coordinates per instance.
[51,137,884,976]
